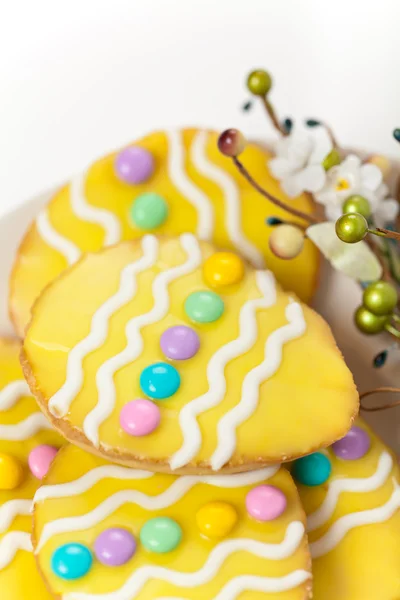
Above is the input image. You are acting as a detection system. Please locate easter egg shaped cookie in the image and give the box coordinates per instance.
[22,236,357,473]
[0,337,63,599]
[33,444,312,599]
[292,418,400,600]
[10,128,320,337]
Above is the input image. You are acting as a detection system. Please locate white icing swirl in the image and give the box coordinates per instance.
[36,466,278,551]
[0,531,32,570]
[311,479,400,558]
[34,465,153,504]
[307,451,393,533]
[170,270,277,470]
[0,380,31,411]
[36,211,81,265]
[211,300,306,470]
[83,234,202,447]
[166,130,214,239]
[191,130,265,268]
[63,522,307,600]
[0,413,53,441]
[69,172,121,246]
[0,499,31,533]
[48,235,158,418]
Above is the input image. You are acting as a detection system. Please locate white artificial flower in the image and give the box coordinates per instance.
[269,125,332,198]
[314,154,399,226]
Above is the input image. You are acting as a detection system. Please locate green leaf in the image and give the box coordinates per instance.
[306,221,382,281]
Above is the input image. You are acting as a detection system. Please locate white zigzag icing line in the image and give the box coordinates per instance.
[63,522,307,600]
[0,380,31,411]
[169,270,277,470]
[48,235,159,418]
[34,465,153,504]
[211,300,307,470]
[307,451,393,532]
[310,479,400,558]
[191,130,265,268]
[0,500,31,534]
[166,130,214,239]
[36,211,81,265]
[83,234,202,447]
[0,532,32,570]
[0,413,53,441]
[36,466,279,551]
[69,172,121,246]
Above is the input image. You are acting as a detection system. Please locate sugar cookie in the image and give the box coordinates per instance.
[0,337,62,599]
[292,418,400,600]
[33,444,312,599]
[22,236,357,473]
[10,128,320,337]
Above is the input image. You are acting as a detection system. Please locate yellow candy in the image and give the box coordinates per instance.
[196,501,238,538]
[203,252,245,288]
[0,452,24,490]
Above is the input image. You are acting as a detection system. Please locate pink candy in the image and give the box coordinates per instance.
[120,399,160,437]
[245,485,287,521]
[28,445,58,480]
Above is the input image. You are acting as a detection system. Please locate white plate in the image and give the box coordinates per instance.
[0,195,398,453]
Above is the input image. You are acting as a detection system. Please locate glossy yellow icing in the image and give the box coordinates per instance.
[0,337,62,600]
[10,128,320,337]
[33,444,311,599]
[23,237,357,472]
[296,418,400,600]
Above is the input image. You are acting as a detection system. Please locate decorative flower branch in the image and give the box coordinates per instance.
[218,69,400,367]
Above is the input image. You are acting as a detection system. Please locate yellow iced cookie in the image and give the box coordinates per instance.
[33,444,312,599]
[0,337,63,599]
[292,418,400,600]
[22,236,357,473]
[10,128,320,337]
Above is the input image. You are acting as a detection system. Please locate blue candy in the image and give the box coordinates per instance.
[140,362,181,400]
[292,452,332,486]
[51,543,93,580]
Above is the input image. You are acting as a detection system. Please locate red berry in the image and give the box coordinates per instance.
[217,129,246,157]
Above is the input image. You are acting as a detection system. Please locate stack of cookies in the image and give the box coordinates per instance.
[1,129,399,599]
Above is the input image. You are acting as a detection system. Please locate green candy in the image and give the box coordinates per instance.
[184,291,224,323]
[140,517,182,553]
[130,193,168,230]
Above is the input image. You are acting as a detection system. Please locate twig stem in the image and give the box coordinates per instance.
[360,386,400,412]
[233,157,321,225]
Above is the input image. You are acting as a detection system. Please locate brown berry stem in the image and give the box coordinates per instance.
[360,386,400,412]
[261,97,287,136]
[369,227,400,241]
[232,157,322,224]
[319,121,340,151]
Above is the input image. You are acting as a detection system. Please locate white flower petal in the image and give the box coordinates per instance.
[281,173,306,198]
[315,186,341,207]
[308,127,333,163]
[325,204,342,222]
[306,221,382,281]
[286,132,312,169]
[360,163,383,191]
[269,157,293,180]
[295,164,327,193]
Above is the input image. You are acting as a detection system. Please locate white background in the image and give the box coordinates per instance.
[1,0,400,215]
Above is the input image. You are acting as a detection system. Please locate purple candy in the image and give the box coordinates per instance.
[332,426,371,460]
[94,528,136,566]
[160,326,200,360]
[115,147,154,184]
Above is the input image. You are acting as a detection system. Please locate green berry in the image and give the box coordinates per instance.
[354,306,389,334]
[335,213,368,243]
[268,224,305,260]
[363,281,398,316]
[342,195,371,219]
[322,149,341,171]
[246,70,272,96]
